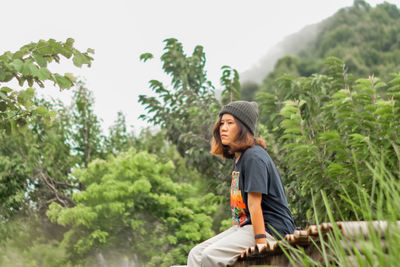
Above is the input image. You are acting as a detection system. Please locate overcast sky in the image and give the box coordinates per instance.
[1,0,398,134]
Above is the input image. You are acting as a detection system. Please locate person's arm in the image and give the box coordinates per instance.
[248,192,266,245]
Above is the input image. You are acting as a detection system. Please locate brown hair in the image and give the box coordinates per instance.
[210,115,266,159]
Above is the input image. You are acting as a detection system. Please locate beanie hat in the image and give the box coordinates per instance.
[219,101,259,135]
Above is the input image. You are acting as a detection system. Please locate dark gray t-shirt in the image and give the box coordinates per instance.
[234,145,296,238]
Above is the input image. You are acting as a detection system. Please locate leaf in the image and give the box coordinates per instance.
[17,88,35,104]
[0,69,5,81]
[48,38,63,53]
[36,105,47,116]
[1,87,12,93]
[47,110,58,119]
[25,87,35,98]
[18,77,25,86]
[72,53,89,67]
[280,105,299,118]
[0,101,7,112]
[139,53,153,62]
[29,63,40,78]
[36,40,54,55]
[66,38,75,46]
[27,77,34,87]
[53,73,73,89]
[37,67,51,80]
[21,62,33,76]
[10,59,24,72]
[0,51,12,61]
[64,73,77,83]
[33,53,47,67]
[59,46,73,59]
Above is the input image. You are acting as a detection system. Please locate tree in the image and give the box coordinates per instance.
[0,38,94,133]
[70,81,103,168]
[257,57,400,225]
[220,65,241,104]
[0,38,93,221]
[47,148,219,267]
[0,97,77,220]
[240,81,259,101]
[104,111,135,155]
[0,215,71,267]
[255,1,400,114]
[139,38,232,193]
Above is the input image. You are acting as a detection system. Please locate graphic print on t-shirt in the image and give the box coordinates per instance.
[231,171,248,225]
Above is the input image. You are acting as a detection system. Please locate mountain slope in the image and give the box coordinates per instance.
[242,0,400,88]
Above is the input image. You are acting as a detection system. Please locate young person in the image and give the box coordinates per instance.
[187,101,295,267]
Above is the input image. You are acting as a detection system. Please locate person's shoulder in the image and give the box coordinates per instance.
[246,144,267,154]
[243,145,268,161]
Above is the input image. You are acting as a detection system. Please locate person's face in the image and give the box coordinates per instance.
[219,114,239,146]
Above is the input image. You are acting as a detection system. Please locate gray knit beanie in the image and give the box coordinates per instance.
[219,101,259,135]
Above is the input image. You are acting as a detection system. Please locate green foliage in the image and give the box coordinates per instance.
[240,81,259,101]
[70,81,104,168]
[280,148,400,266]
[139,38,232,193]
[0,242,70,267]
[104,111,135,155]
[0,97,77,220]
[220,65,241,104]
[4,20,400,265]
[0,82,109,221]
[257,57,400,225]
[139,53,153,62]
[258,1,400,100]
[0,215,71,267]
[47,149,219,266]
[0,38,94,133]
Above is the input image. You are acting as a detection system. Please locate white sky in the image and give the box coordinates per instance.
[1,0,398,134]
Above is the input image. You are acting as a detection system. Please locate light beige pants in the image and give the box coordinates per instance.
[187,225,256,267]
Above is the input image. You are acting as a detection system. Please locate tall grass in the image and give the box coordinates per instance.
[279,143,400,266]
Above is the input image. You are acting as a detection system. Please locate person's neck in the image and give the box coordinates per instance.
[235,152,242,163]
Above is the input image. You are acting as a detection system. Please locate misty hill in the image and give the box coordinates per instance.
[241,21,324,84]
[241,0,400,89]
